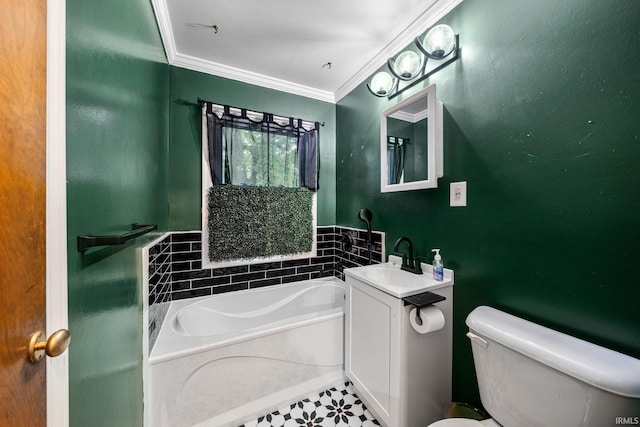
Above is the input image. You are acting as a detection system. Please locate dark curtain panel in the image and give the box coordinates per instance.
[297,121,320,191]
[387,137,407,185]
[206,103,224,184]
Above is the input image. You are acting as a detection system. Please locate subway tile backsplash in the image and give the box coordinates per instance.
[147,234,172,351]
[145,226,384,351]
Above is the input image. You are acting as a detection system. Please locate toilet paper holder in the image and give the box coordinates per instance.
[403,291,446,321]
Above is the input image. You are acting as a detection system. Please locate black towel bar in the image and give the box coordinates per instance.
[77,223,157,252]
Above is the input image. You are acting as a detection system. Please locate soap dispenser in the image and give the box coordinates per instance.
[432,249,443,282]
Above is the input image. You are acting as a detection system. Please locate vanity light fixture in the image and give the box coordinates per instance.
[367,24,459,98]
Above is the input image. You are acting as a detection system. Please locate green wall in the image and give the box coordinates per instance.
[63,0,640,419]
[167,66,336,230]
[336,0,640,407]
[66,0,169,425]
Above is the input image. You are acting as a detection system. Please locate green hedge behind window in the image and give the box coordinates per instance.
[208,186,313,262]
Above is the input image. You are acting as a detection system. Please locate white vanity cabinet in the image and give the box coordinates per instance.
[345,277,402,426]
[344,261,453,427]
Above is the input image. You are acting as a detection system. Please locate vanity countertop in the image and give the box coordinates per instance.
[344,255,453,298]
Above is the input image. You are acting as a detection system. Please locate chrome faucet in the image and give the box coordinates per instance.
[393,236,423,275]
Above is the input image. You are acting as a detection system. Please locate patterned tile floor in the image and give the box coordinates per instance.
[242,381,380,427]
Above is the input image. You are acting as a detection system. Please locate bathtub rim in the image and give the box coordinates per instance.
[149,276,345,365]
[172,279,345,336]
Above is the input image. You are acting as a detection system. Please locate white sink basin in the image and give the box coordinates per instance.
[345,258,452,298]
[360,265,426,288]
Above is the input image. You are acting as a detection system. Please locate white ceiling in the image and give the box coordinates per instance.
[152,0,462,103]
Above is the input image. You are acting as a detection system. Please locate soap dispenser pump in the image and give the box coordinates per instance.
[432,249,443,282]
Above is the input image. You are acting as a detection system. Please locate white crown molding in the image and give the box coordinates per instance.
[151,0,462,104]
[171,53,336,103]
[151,0,177,62]
[389,108,429,123]
[334,0,464,102]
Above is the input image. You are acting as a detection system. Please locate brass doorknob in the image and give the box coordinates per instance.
[28,329,70,363]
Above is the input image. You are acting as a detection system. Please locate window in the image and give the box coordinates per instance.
[200,102,320,268]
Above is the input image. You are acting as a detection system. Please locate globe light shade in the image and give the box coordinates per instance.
[395,51,421,79]
[422,24,456,58]
[370,71,395,95]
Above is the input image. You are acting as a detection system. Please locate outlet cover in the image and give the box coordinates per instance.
[450,181,467,207]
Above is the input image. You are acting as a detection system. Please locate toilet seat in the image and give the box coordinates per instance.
[428,418,501,427]
[428,419,483,427]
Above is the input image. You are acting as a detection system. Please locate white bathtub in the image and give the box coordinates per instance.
[147,278,345,427]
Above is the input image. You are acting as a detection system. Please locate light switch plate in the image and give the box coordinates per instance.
[450,181,467,207]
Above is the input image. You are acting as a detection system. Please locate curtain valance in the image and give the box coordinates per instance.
[202,101,320,191]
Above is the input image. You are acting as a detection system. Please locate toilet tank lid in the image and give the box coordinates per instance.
[466,306,640,398]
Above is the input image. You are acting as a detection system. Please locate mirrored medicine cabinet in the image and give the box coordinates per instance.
[380,84,443,192]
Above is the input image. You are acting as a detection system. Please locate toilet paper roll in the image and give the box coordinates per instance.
[409,305,445,334]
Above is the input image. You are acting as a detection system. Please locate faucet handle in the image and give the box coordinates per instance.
[396,253,423,274]
[409,259,424,274]
[400,254,409,268]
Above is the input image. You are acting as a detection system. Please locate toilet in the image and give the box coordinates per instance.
[429,306,640,427]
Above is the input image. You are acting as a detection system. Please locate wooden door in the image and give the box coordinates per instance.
[0,0,48,425]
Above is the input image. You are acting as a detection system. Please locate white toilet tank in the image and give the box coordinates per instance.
[466,306,640,427]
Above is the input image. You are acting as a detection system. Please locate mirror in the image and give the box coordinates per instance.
[380,84,443,192]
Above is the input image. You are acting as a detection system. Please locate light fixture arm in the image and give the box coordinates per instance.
[366,83,383,97]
